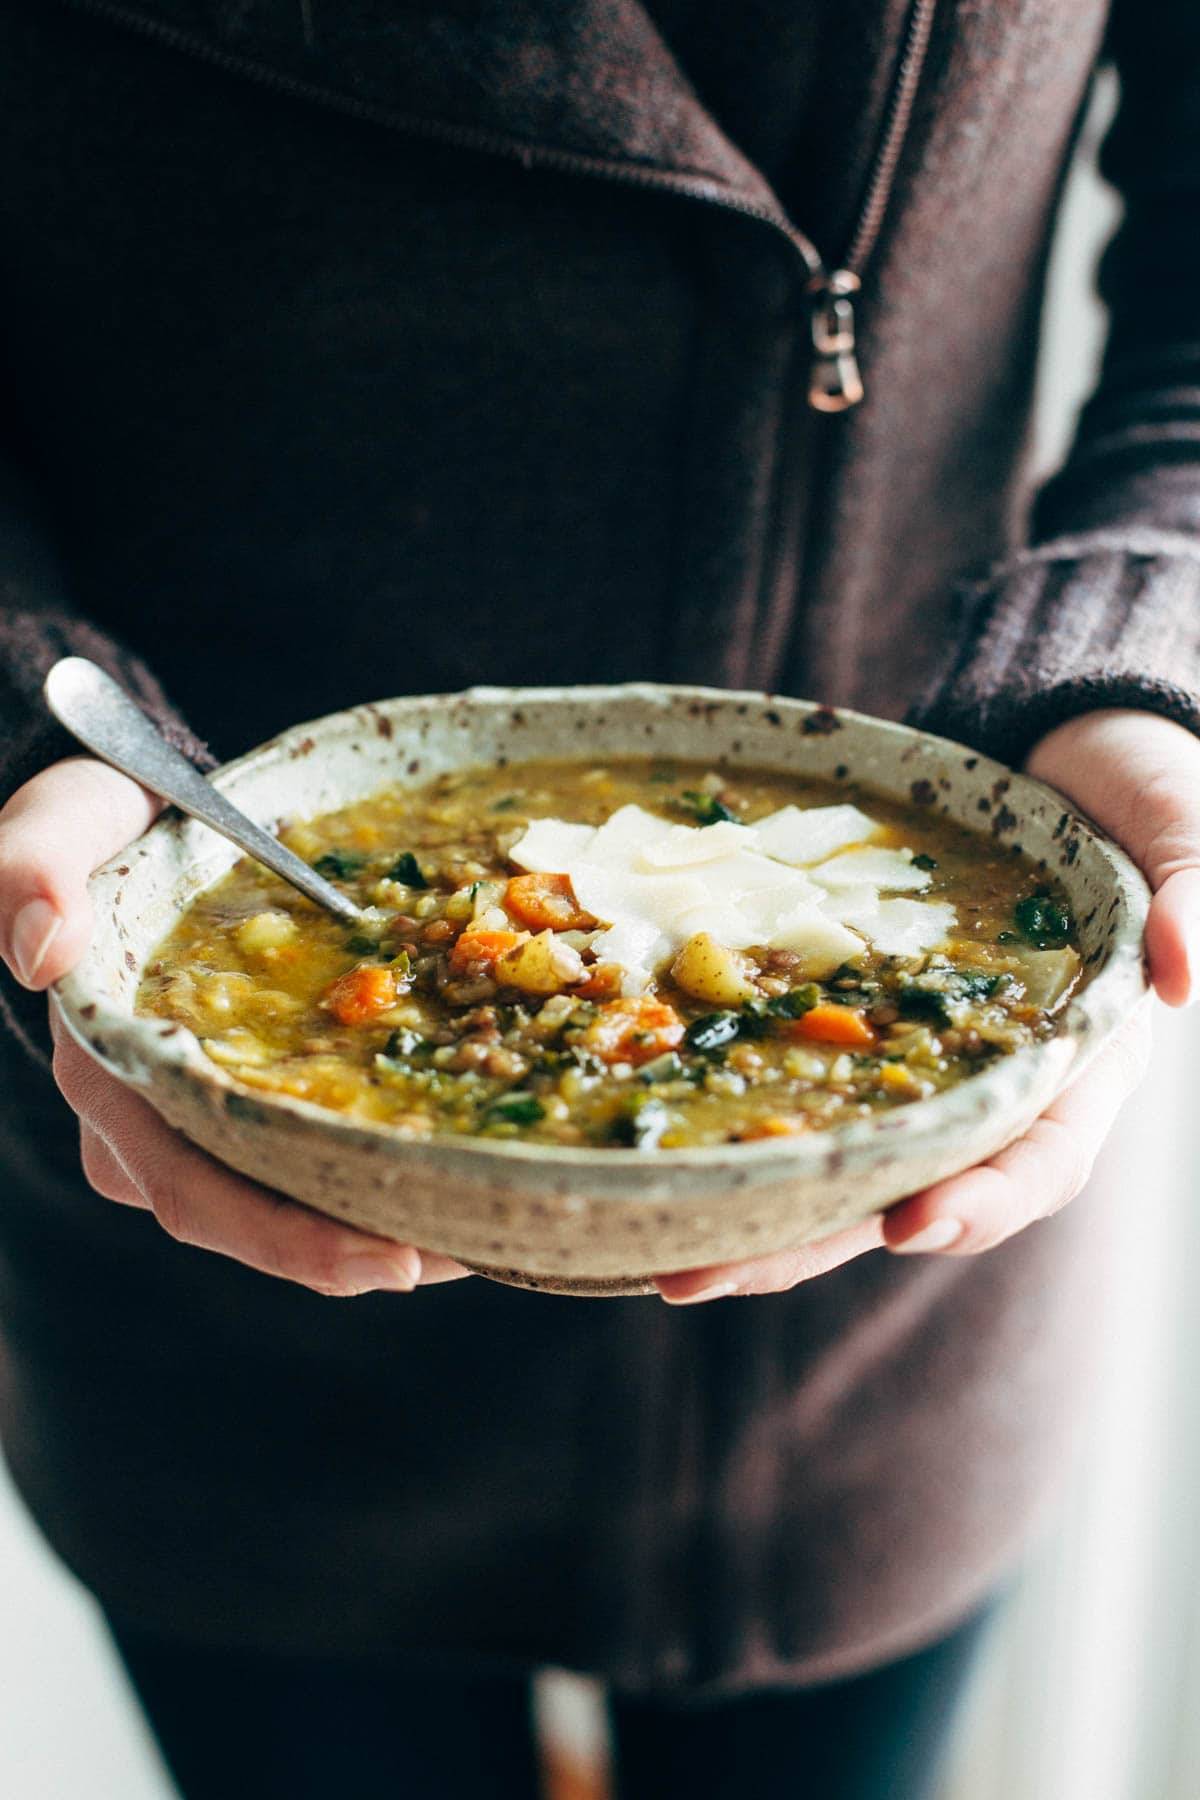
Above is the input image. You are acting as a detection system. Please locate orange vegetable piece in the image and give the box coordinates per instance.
[741,1115,808,1140]
[575,962,623,1001]
[324,964,398,1026]
[583,996,685,1066]
[789,1003,877,1048]
[503,872,595,932]
[449,928,526,972]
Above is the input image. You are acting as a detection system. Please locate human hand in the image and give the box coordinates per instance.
[0,756,469,1295]
[656,709,1200,1304]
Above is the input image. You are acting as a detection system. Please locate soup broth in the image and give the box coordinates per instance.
[137,758,1082,1149]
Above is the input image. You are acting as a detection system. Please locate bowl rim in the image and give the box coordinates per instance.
[53,682,1153,1180]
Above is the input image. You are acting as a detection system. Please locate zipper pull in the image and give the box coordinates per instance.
[807,270,864,413]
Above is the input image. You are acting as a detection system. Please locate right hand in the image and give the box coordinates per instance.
[0,756,469,1296]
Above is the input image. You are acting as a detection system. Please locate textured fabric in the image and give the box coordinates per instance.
[0,0,1195,1696]
[910,533,1200,761]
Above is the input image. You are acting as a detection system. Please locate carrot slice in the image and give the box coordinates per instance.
[790,1004,877,1048]
[575,962,623,1001]
[324,964,398,1026]
[741,1115,808,1140]
[582,996,685,1066]
[449,928,526,972]
[504,872,595,932]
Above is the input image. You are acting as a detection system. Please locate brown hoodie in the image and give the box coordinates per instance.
[0,0,1196,1691]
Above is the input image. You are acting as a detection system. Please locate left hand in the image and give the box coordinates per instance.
[656,708,1200,1304]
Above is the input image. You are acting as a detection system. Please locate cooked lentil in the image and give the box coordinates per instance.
[137,759,1083,1148]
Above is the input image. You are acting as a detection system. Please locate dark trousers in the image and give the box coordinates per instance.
[110,1605,992,1800]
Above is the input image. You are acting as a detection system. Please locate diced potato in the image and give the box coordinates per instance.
[670,932,759,1007]
[1010,946,1082,1011]
[235,910,298,956]
[530,993,582,1038]
[783,1045,827,1081]
[471,880,507,920]
[494,930,586,995]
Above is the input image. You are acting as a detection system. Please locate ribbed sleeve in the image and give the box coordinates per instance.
[911,0,1200,764]
[0,453,212,1066]
[909,531,1200,764]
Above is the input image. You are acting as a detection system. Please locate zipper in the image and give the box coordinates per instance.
[60,0,935,414]
[56,2,826,271]
[806,0,939,412]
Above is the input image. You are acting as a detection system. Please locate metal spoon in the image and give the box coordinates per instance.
[44,657,365,925]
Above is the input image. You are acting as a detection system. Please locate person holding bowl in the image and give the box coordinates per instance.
[0,3,1198,1795]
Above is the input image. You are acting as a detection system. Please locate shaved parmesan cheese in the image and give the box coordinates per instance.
[586,805,671,861]
[687,848,809,904]
[769,905,867,973]
[672,901,761,949]
[832,894,956,959]
[508,819,596,871]
[507,799,955,988]
[810,847,933,892]
[638,820,748,867]
[751,804,879,865]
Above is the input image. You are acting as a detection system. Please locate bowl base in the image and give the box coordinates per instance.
[460,1259,657,1298]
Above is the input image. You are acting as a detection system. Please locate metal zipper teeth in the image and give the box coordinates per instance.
[57,0,824,282]
[60,0,935,422]
[807,0,939,413]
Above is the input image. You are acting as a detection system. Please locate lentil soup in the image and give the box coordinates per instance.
[137,759,1083,1149]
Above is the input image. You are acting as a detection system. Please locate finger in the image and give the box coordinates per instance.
[55,1014,471,1291]
[1145,867,1200,1009]
[414,1251,474,1285]
[78,1122,145,1209]
[884,1009,1152,1256]
[1027,710,1200,1006]
[0,757,158,988]
[655,1213,885,1304]
[56,1031,427,1296]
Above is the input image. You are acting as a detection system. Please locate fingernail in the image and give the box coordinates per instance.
[11,899,62,986]
[660,1279,738,1306]
[891,1218,964,1255]
[338,1253,420,1294]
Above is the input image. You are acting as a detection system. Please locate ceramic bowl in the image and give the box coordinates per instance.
[53,684,1151,1295]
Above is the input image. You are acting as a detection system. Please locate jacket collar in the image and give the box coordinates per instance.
[85,0,784,212]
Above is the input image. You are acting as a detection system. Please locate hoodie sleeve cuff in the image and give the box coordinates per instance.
[906,530,1200,767]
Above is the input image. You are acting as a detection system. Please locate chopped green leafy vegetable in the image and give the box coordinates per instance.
[313,849,367,880]
[897,969,1008,1025]
[387,851,429,889]
[491,796,520,812]
[345,932,383,957]
[484,1093,545,1127]
[384,1026,425,1060]
[678,789,738,826]
[766,984,821,1019]
[1014,892,1073,949]
[685,1011,743,1052]
[912,852,938,871]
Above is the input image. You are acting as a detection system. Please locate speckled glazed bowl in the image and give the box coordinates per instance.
[53,685,1150,1295]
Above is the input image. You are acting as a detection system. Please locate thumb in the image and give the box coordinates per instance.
[0,758,159,989]
[1027,709,1200,1007]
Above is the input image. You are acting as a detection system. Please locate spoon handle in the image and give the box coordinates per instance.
[43,657,363,925]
